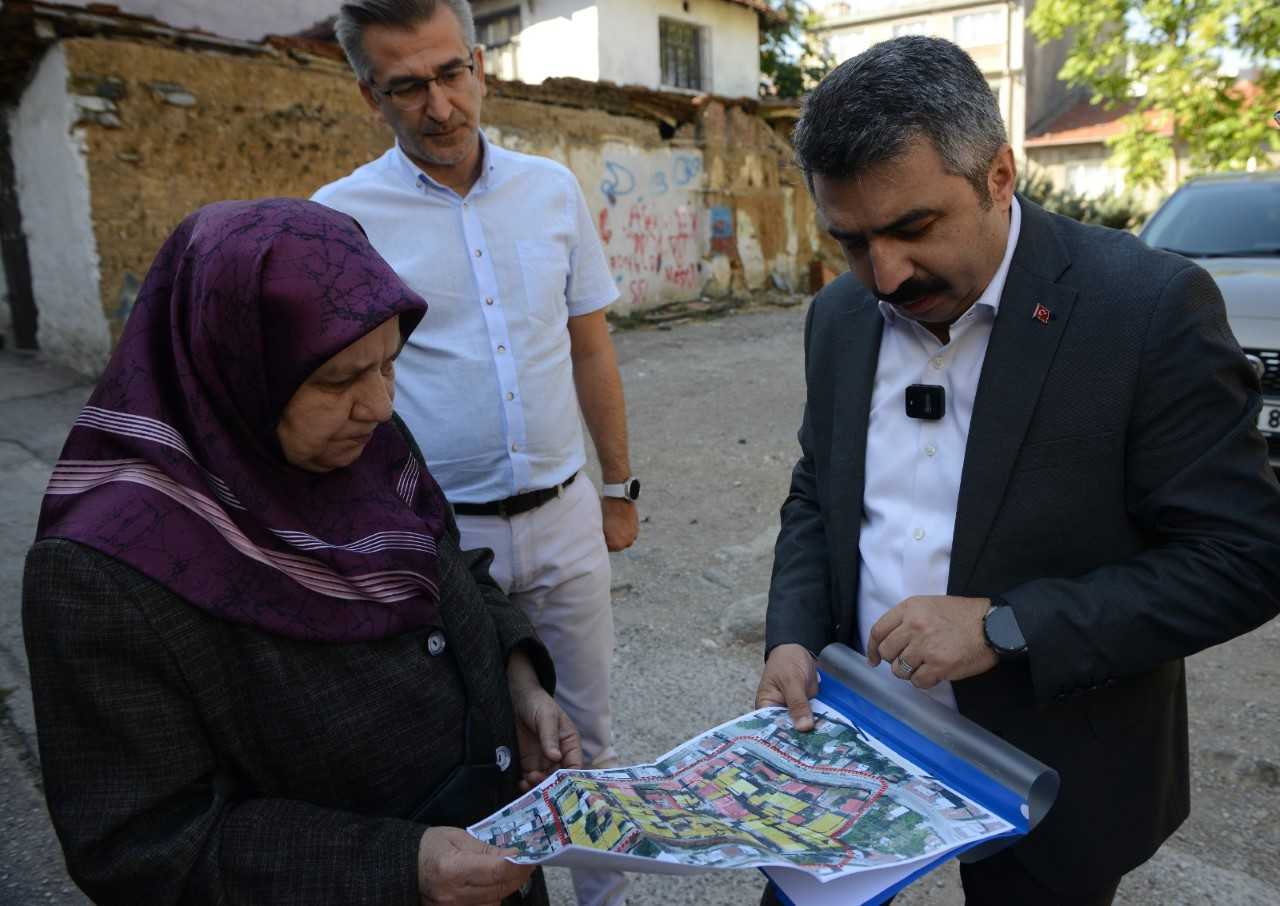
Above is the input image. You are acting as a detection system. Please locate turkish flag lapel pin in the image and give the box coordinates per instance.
[1032,303,1054,324]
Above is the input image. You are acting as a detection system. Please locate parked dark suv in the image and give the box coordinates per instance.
[1139,172,1280,473]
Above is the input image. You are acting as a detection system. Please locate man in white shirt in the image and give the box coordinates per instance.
[315,3,636,903]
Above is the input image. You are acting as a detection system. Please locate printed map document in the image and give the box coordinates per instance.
[469,645,1059,906]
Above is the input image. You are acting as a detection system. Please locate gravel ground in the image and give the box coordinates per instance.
[1,303,1277,905]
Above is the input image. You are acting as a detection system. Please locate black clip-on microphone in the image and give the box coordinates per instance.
[905,384,945,420]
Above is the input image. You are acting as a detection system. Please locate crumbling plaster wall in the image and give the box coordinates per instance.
[489,99,832,311]
[61,38,390,345]
[13,44,109,374]
[696,103,830,295]
[484,104,710,313]
[54,37,829,347]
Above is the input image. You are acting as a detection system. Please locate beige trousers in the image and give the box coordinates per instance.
[456,474,626,906]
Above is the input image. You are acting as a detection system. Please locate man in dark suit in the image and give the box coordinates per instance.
[756,36,1280,905]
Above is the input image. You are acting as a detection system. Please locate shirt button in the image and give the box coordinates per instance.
[497,344,506,353]
[913,528,926,541]
[474,249,483,257]
[506,392,514,401]
[495,746,512,772]
[426,631,446,656]
[511,442,519,452]
[485,297,494,305]
[925,445,937,457]
[930,356,944,369]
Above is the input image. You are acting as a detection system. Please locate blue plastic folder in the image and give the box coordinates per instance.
[763,644,1060,906]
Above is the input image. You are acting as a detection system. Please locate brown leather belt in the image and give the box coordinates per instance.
[452,472,577,518]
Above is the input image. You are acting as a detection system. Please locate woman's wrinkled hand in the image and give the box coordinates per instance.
[418,827,533,906]
[507,650,584,791]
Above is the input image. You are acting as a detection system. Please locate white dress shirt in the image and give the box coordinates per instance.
[312,135,619,503]
[857,198,1023,708]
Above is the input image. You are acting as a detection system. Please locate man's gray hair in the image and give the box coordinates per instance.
[335,0,477,83]
[792,36,1007,205]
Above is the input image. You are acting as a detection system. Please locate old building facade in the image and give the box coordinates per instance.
[0,3,829,375]
[470,0,772,98]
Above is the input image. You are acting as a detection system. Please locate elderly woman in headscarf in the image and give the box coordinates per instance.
[22,199,578,906]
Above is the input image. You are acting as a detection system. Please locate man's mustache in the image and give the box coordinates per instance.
[880,276,950,307]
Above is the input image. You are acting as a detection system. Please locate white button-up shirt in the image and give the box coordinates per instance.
[313,136,618,503]
[857,198,1022,708]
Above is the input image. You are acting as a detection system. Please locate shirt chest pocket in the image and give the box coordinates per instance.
[515,239,570,327]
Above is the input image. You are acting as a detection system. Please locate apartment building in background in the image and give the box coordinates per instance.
[811,1,1078,160]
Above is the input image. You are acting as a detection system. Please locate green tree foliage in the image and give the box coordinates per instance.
[1028,0,1280,190]
[760,1,834,97]
[1016,171,1149,231]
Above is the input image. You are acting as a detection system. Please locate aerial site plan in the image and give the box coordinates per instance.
[469,702,1014,885]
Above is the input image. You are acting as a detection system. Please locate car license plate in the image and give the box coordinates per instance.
[1260,400,1280,435]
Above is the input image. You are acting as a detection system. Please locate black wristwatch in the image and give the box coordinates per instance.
[982,597,1028,661]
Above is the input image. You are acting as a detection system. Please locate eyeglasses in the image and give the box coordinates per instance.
[375,54,476,111]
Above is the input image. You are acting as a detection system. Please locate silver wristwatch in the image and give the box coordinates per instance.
[601,477,641,501]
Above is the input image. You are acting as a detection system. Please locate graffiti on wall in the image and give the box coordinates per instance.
[592,150,706,307]
[709,206,734,254]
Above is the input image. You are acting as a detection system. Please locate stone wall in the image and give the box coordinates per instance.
[14,34,834,369]
[57,38,391,350]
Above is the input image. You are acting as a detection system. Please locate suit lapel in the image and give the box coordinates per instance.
[829,300,884,638]
[949,200,1077,595]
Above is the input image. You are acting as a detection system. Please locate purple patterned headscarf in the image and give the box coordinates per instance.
[36,198,449,642]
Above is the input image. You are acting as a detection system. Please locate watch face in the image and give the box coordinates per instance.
[986,606,1025,655]
[626,478,641,500]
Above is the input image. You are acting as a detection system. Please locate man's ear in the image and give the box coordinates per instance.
[357,81,381,114]
[988,143,1016,207]
[473,45,488,96]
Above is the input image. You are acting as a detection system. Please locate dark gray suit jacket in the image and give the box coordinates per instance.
[766,197,1280,892]
[24,504,552,905]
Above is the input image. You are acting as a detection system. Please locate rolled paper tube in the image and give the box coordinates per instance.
[817,643,1060,862]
